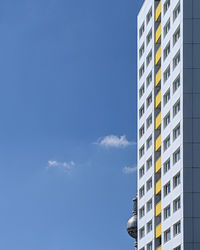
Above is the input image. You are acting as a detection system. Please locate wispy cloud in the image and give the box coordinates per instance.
[122,166,137,174]
[95,135,135,148]
[47,160,75,172]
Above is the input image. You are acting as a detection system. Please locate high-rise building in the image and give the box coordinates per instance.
[127,0,200,249]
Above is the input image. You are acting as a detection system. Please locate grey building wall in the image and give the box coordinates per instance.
[183,0,200,249]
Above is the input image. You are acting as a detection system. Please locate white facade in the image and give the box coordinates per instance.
[137,0,200,249]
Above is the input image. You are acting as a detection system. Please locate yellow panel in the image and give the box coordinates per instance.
[155,46,161,65]
[155,179,161,195]
[155,135,161,151]
[155,68,161,86]
[155,23,161,43]
[156,247,162,250]
[155,1,161,21]
[155,112,161,129]
[155,201,161,216]
[155,157,161,173]
[155,90,161,108]
[156,224,162,238]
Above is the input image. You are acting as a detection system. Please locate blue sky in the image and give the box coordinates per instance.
[0,0,143,249]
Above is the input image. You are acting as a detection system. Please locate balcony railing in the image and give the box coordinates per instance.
[155,1,161,22]
[155,178,161,195]
[155,68,161,86]
[155,23,161,43]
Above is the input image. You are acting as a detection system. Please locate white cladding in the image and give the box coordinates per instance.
[137,0,186,249]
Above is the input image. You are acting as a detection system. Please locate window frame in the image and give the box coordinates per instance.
[173,123,180,141]
[164,42,170,60]
[164,65,170,82]
[146,7,152,25]
[147,199,153,212]
[173,221,181,237]
[139,165,145,178]
[164,112,170,128]
[163,88,170,106]
[164,19,170,37]
[164,204,171,220]
[173,1,180,22]
[164,135,171,151]
[164,181,171,197]
[146,177,153,192]
[139,22,145,39]
[173,172,181,188]
[173,26,180,46]
[173,75,180,93]
[173,148,181,164]
[164,0,170,14]
[164,158,170,174]
[164,228,171,243]
[173,196,181,212]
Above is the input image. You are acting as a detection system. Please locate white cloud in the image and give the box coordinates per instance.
[122,166,137,174]
[47,160,75,172]
[95,135,135,148]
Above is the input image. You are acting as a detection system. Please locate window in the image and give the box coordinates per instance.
[173,26,180,45]
[173,172,181,188]
[174,246,181,250]
[173,2,180,21]
[139,165,145,178]
[164,136,170,151]
[173,51,180,69]
[173,123,180,140]
[173,99,180,117]
[139,84,145,98]
[139,145,145,158]
[147,199,152,212]
[173,148,181,164]
[173,196,181,212]
[139,227,145,239]
[139,125,145,139]
[164,158,170,174]
[164,42,170,60]
[164,66,170,82]
[164,182,171,197]
[147,242,152,250]
[164,205,171,220]
[164,89,170,106]
[139,43,145,58]
[164,112,170,128]
[139,185,145,199]
[147,220,152,233]
[147,135,152,150]
[173,75,180,93]
[146,8,152,24]
[146,157,152,170]
[146,178,152,191]
[164,19,170,37]
[146,29,152,46]
[139,145,144,158]
[164,0,170,14]
[173,221,181,236]
[139,22,145,38]
[164,228,171,243]
[146,50,152,66]
[139,206,145,218]
[146,71,152,87]
[139,104,145,118]
[147,114,152,129]
[139,64,145,79]
[146,93,152,108]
